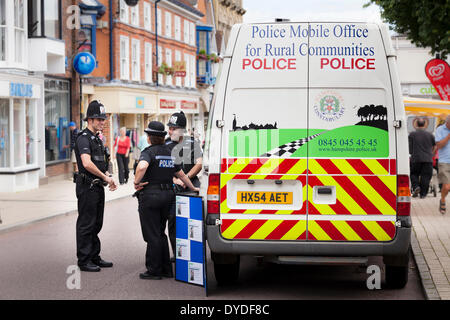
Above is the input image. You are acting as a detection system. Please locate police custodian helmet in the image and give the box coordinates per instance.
[84,100,107,121]
[167,111,187,129]
[144,121,167,137]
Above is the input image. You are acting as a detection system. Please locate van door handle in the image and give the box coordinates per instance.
[247,180,255,185]
[317,187,332,195]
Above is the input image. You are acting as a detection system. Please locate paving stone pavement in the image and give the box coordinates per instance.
[411,194,450,300]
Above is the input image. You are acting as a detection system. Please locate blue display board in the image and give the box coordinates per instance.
[175,194,207,294]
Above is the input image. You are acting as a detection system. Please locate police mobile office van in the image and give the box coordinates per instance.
[202,21,411,288]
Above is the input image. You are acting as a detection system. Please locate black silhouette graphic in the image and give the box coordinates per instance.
[356,104,388,131]
[232,114,277,131]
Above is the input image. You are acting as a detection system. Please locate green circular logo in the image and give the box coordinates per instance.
[320,95,340,114]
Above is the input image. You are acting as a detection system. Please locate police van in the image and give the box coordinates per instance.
[201,21,411,288]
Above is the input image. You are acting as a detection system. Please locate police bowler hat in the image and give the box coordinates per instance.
[84,100,107,121]
[145,121,167,137]
[167,111,187,129]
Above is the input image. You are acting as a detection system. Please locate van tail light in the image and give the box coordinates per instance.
[207,174,220,214]
[397,175,411,216]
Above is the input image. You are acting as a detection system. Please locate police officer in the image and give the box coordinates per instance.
[165,111,203,259]
[134,121,199,280]
[74,100,117,272]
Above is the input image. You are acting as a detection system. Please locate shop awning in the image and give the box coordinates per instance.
[404,97,450,119]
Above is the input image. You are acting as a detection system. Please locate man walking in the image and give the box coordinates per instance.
[74,101,117,271]
[436,115,450,214]
[408,118,436,199]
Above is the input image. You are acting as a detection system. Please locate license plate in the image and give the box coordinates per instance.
[237,191,293,204]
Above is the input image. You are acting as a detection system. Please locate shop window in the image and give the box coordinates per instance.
[44,79,70,163]
[26,99,35,165]
[27,0,61,39]
[0,99,9,168]
[13,99,25,167]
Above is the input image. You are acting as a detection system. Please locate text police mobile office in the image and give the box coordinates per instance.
[203,20,411,288]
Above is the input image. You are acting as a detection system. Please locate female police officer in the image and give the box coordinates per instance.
[134,121,199,280]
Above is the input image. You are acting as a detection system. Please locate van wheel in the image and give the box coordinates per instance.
[214,256,240,285]
[385,264,409,289]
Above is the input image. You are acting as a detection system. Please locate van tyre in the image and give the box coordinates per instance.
[213,256,240,285]
[385,264,409,289]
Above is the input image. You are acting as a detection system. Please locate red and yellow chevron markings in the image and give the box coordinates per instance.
[219,157,397,242]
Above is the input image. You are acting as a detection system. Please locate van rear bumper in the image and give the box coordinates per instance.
[206,225,411,258]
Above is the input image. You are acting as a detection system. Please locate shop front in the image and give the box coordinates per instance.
[0,75,43,192]
[158,93,201,134]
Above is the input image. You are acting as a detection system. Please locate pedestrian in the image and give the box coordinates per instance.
[74,100,117,272]
[408,118,436,199]
[133,133,150,174]
[436,115,450,214]
[114,127,131,185]
[134,121,199,280]
[64,121,80,173]
[165,111,203,260]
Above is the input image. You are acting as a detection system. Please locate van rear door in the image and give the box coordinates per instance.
[306,22,397,241]
[219,23,311,241]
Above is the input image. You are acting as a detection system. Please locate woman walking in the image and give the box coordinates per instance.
[114,127,131,185]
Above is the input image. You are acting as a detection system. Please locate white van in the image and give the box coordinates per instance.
[201,21,412,288]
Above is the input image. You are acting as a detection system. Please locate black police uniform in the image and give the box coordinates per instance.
[165,111,203,258]
[74,128,109,267]
[74,100,110,270]
[138,143,181,277]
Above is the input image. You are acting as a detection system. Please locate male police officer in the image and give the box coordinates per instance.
[74,100,117,272]
[134,121,198,279]
[165,111,203,259]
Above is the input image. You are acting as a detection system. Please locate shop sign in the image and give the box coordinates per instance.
[173,61,186,77]
[10,83,33,98]
[181,100,197,110]
[425,59,450,101]
[136,97,145,109]
[160,99,177,109]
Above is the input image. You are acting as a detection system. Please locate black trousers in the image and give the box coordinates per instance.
[410,162,433,197]
[168,177,200,257]
[76,183,105,266]
[138,189,174,275]
[116,153,129,184]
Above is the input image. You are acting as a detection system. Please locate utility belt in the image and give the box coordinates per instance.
[74,172,107,189]
[132,183,175,198]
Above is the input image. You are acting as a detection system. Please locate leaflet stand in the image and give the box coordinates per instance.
[175,193,208,296]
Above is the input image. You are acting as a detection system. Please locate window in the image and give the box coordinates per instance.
[165,12,172,38]
[131,39,140,81]
[25,99,35,165]
[14,0,25,64]
[44,0,60,38]
[144,2,151,31]
[44,79,70,163]
[174,16,181,41]
[189,22,195,46]
[157,8,162,35]
[175,50,181,87]
[190,55,196,87]
[0,99,9,168]
[27,0,61,39]
[0,0,5,61]
[120,0,129,24]
[184,53,190,87]
[145,42,152,83]
[165,48,172,85]
[183,20,189,44]
[130,3,139,27]
[120,36,129,80]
